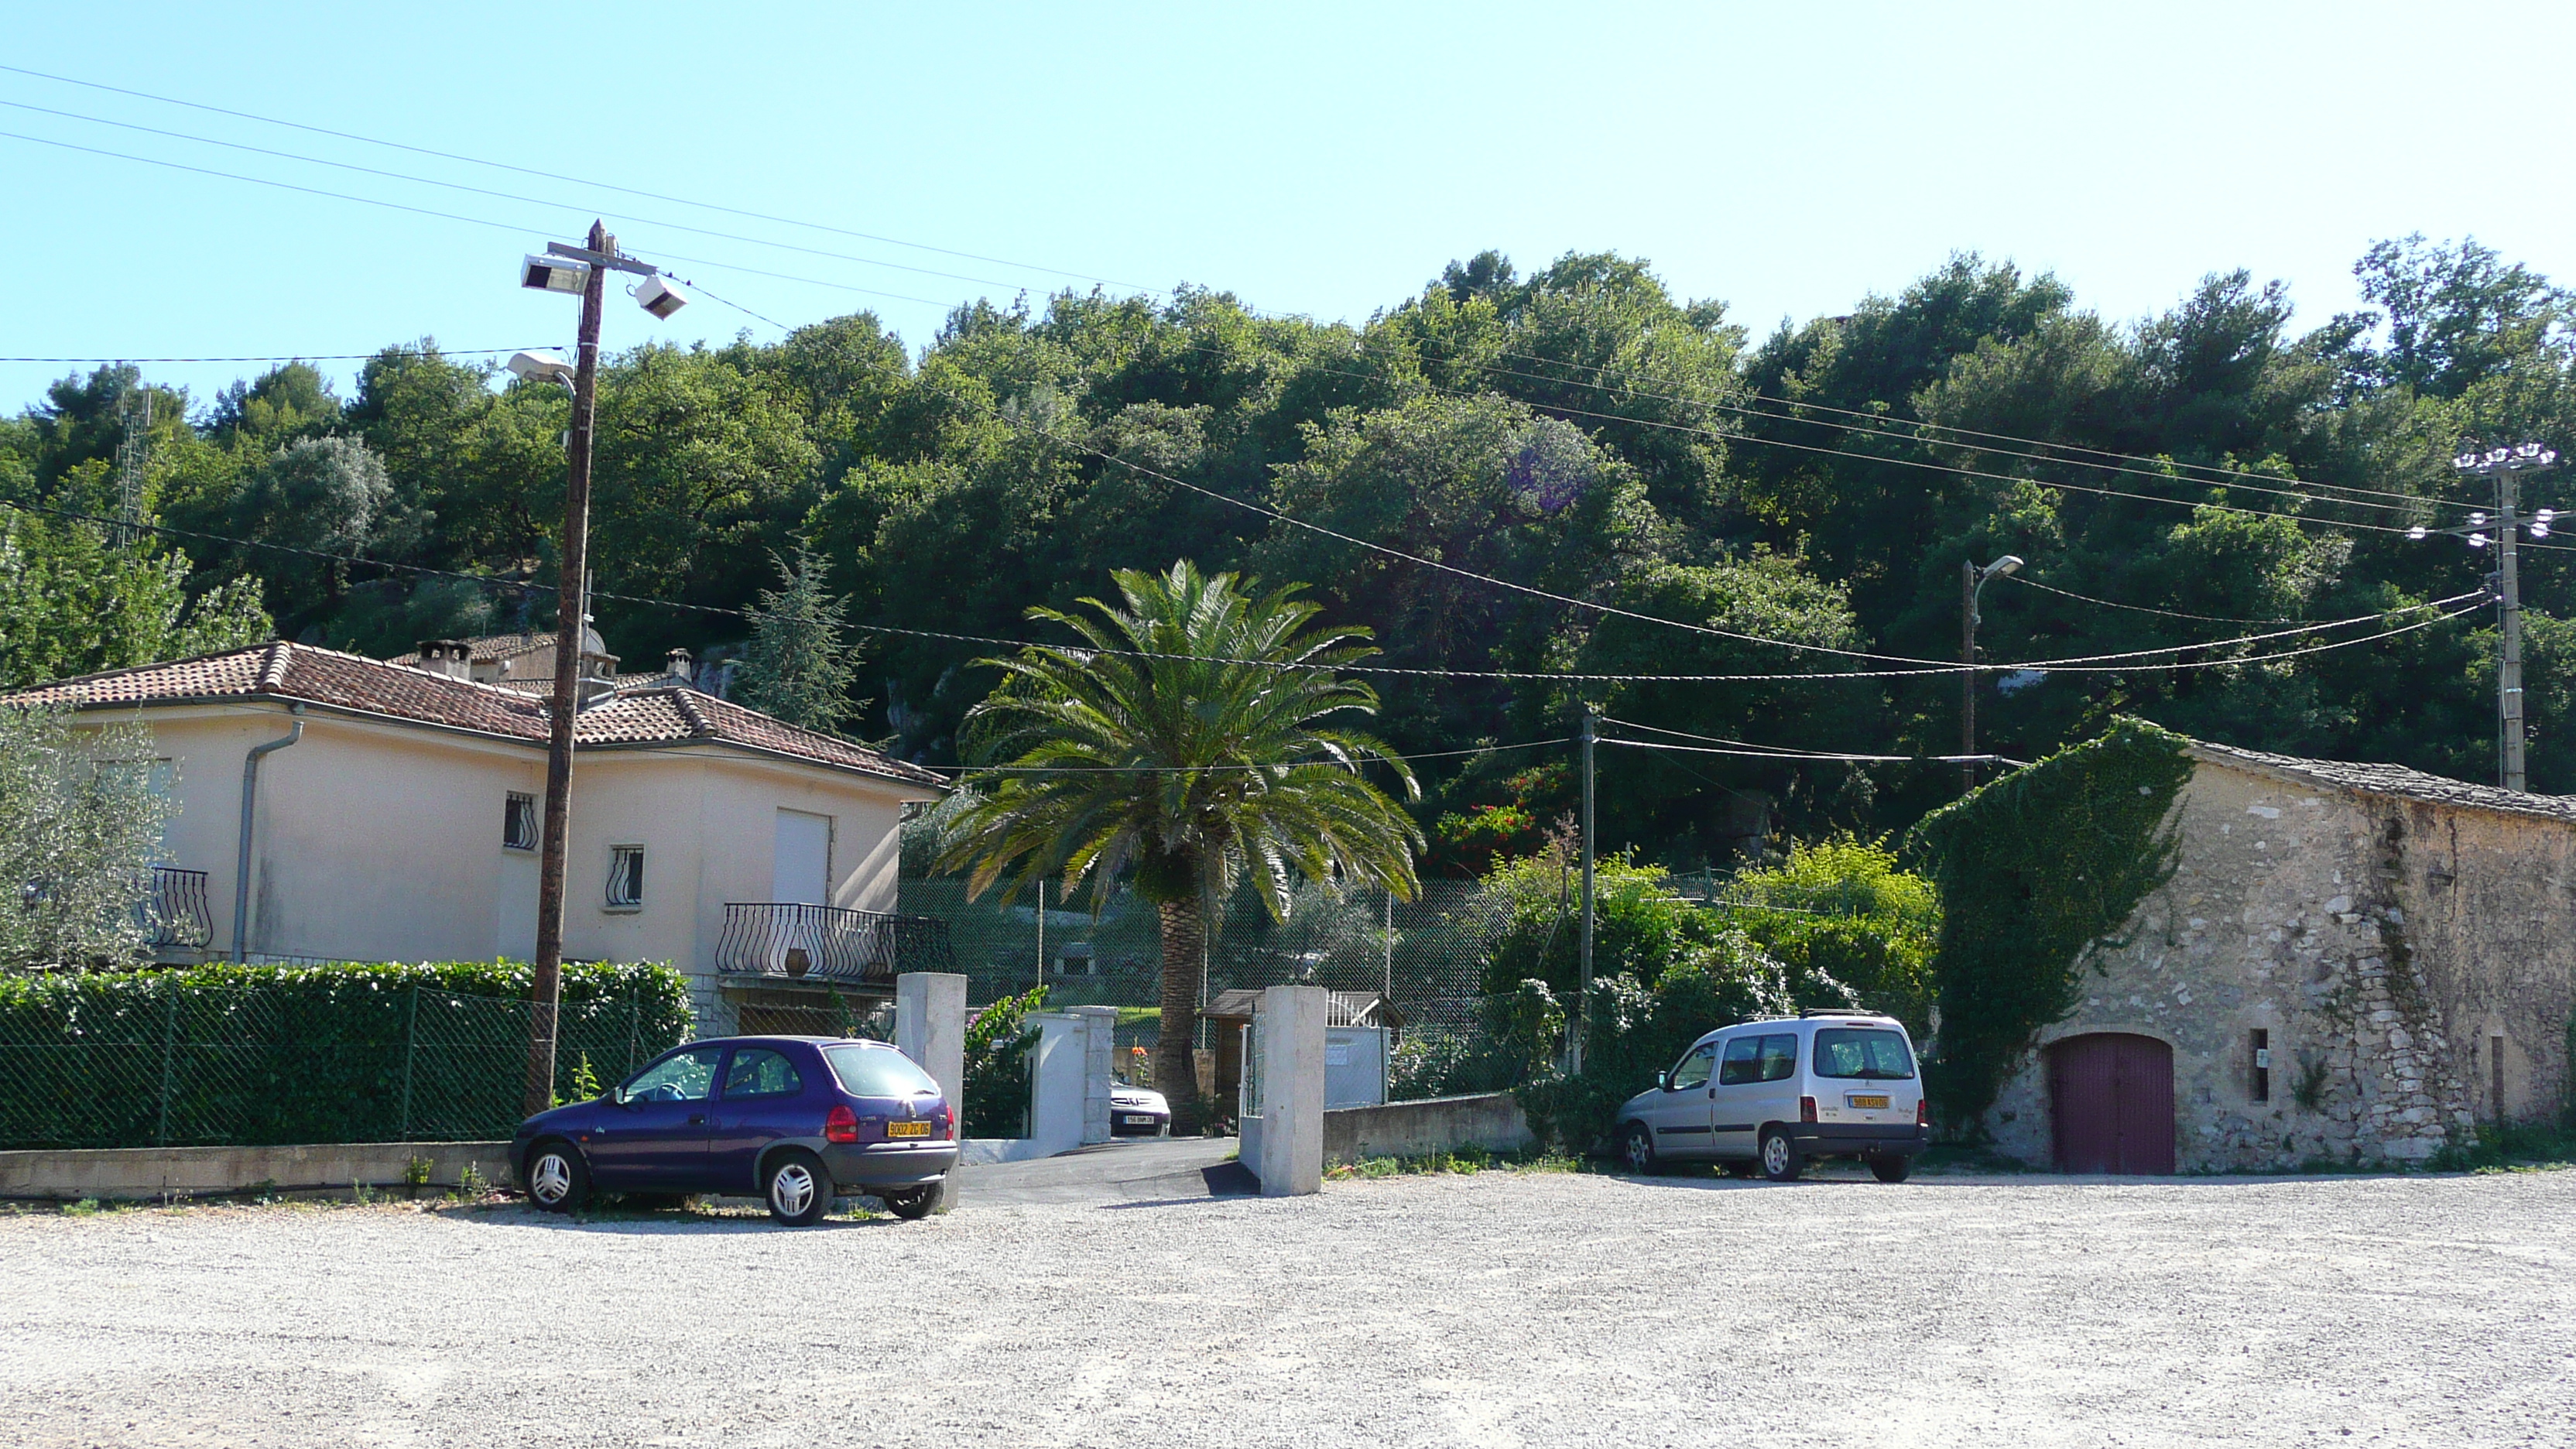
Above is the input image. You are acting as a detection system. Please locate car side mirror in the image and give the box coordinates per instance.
[1656,1070,1670,1091]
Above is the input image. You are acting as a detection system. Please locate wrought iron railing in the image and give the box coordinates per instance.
[145,867,213,950]
[714,903,955,985]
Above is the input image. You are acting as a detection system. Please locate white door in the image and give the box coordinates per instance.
[1651,1040,1720,1157]
[773,810,831,904]
[771,809,834,975]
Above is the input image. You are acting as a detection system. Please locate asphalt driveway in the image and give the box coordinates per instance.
[2,1166,2568,1447]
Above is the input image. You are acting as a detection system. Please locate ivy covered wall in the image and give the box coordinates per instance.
[1904,717,2194,1125]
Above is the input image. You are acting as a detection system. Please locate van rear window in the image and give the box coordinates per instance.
[821,1043,940,1098]
[1811,1029,1915,1080]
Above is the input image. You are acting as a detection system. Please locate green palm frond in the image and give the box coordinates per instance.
[933,560,1423,918]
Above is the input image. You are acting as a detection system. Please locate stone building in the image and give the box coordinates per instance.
[1983,742,2575,1173]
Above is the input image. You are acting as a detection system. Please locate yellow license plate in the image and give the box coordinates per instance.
[1849,1094,1890,1110]
[886,1121,933,1139]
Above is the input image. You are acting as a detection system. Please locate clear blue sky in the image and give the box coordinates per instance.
[5,2,2571,413]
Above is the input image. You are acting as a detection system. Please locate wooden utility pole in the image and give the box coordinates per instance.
[1961,560,1978,793]
[525,221,611,1117]
[1572,703,1596,1076]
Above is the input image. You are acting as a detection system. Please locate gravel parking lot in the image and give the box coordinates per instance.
[3,1166,2571,1447]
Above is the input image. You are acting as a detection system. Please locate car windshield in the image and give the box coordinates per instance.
[1810,1028,1916,1080]
[822,1043,940,1098]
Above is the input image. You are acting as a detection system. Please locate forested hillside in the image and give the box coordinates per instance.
[7,238,2571,870]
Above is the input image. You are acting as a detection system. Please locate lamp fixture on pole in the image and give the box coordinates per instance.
[2417,444,2559,793]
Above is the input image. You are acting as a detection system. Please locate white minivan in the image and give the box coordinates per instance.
[1612,1011,1929,1182]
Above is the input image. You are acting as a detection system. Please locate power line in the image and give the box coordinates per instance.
[4,70,2496,528]
[10,113,2519,552]
[951,739,1568,776]
[0,128,954,313]
[0,63,1148,290]
[1599,736,2003,765]
[2,347,546,365]
[8,495,2478,684]
[0,96,1100,298]
[1997,574,2301,625]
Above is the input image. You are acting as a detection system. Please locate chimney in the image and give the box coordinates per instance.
[665,647,694,687]
[416,639,474,681]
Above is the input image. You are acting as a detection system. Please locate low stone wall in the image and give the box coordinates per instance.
[0,1140,513,1201]
[1323,1092,1536,1165]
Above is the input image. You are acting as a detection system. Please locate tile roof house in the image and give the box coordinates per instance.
[1979,739,2576,1173]
[10,639,948,1026]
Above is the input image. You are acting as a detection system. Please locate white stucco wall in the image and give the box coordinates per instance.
[84,703,930,998]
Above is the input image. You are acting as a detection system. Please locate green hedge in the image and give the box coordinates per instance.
[0,961,694,1149]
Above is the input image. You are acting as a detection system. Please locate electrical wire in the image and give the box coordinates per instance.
[1996,574,2302,624]
[0,63,1148,289]
[9,495,2479,685]
[7,69,2519,527]
[0,128,952,312]
[2,348,546,365]
[1598,736,2002,764]
[0,97,1102,298]
[952,739,1568,775]
[10,116,2533,553]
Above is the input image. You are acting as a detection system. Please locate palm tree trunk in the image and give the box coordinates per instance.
[1154,895,1207,1132]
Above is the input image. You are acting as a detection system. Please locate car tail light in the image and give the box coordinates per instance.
[825,1105,860,1144]
[1800,1095,1818,1123]
[1917,1098,1931,1128]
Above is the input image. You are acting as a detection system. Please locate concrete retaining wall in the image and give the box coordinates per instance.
[1323,1091,1535,1165]
[0,1140,514,1201]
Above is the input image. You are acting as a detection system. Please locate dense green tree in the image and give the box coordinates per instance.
[738,543,865,735]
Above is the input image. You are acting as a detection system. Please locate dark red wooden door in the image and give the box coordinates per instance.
[2049,1033,2176,1174]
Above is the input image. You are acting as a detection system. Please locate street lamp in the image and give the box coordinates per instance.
[2417,443,2560,792]
[1961,553,2023,790]
[515,221,688,1118]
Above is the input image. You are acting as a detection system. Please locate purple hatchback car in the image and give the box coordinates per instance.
[511,1035,958,1224]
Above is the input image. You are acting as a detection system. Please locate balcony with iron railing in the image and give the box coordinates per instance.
[714,903,955,987]
[144,866,214,953]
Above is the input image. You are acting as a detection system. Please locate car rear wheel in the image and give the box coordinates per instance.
[525,1142,586,1214]
[763,1150,831,1226]
[1759,1129,1803,1183]
[880,1184,939,1220]
[1867,1153,1913,1184]
[1620,1122,1658,1174]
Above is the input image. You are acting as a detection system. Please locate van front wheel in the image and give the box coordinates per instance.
[1620,1122,1659,1175]
[1867,1153,1913,1184]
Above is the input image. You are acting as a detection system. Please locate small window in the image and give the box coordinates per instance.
[1810,1029,1914,1081]
[1718,1036,1765,1086]
[621,1046,723,1103]
[504,793,538,851]
[722,1047,804,1098]
[1757,1033,1800,1082]
[2250,1029,2270,1103]
[1669,1041,1718,1091]
[822,1043,941,1099]
[606,845,645,909]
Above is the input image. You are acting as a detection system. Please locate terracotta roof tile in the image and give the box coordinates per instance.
[7,644,942,790]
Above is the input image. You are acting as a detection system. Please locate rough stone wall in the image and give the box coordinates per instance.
[1982,757,2573,1171]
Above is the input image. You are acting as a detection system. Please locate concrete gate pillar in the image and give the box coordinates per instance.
[1253,985,1327,1197]
[1071,1005,1118,1144]
[895,971,968,1211]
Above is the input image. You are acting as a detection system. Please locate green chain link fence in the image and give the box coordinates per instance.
[0,961,694,1149]
[905,874,1516,1097]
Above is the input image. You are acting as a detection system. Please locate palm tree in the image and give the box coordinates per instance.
[935,560,1423,1126]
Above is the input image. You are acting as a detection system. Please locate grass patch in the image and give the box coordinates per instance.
[1327,1146,1588,1180]
[2427,1120,2576,1173]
